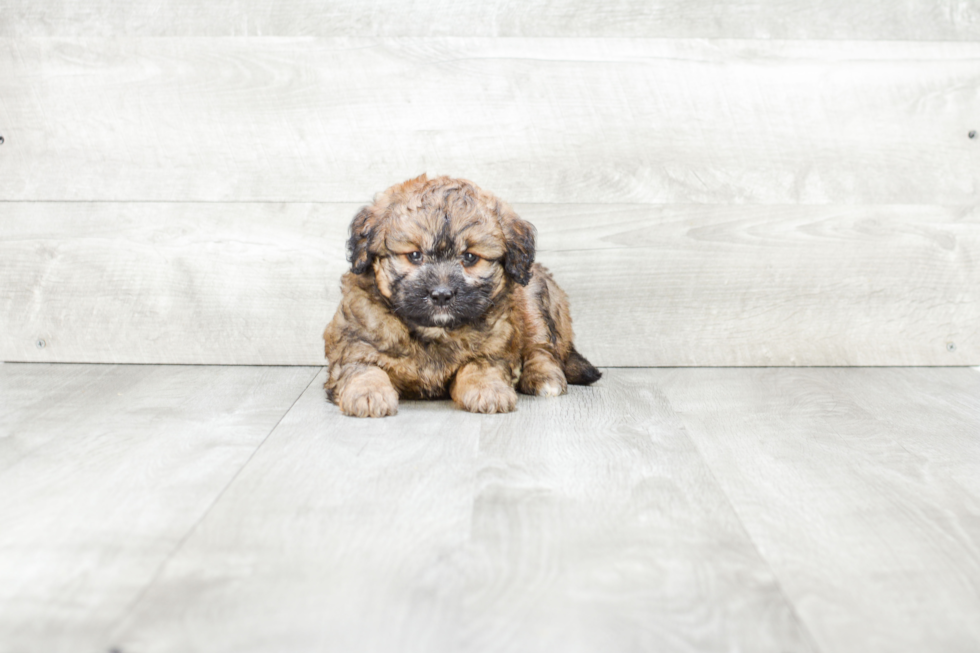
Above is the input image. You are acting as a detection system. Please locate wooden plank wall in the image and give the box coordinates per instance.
[1,2,978,366]
[2,1,979,39]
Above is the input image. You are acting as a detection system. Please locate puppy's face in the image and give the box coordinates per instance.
[347,175,535,330]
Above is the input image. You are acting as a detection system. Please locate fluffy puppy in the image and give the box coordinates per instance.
[323,174,601,417]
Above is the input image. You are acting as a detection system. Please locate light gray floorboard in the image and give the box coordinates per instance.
[4,365,979,652]
[1,39,977,204]
[3,203,976,366]
[109,369,488,653]
[660,367,980,653]
[109,369,815,653]
[2,0,977,39]
[0,363,318,653]
[454,369,814,652]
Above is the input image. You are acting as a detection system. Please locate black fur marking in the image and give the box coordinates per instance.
[504,237,534,285]
[497,205,536,286]
[536,283,558,346]
[432,217,460,259]
[391,266,496,329]
[564,345,602,386]
[388,269,407,295]
[340,325,378,348]
[455,222,477,236]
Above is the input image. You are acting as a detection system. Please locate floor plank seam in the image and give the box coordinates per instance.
[659,390,826,653]
[100,366,324,640]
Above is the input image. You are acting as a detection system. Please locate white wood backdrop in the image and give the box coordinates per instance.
[1,6,978,366]
[1,0,978,39]
[1,39,978,204]
[2,203,976,366]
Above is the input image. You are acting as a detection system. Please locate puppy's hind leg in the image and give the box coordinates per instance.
[518,345,567,398]
[333,364,399,418]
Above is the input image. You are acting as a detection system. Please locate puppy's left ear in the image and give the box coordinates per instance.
[494,200,536,286]
[347,205,379,274]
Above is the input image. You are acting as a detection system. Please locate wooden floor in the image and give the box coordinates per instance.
[1,364,978,653]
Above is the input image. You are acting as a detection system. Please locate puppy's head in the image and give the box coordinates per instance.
[347,174,536,329]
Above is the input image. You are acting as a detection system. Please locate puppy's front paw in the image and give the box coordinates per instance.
[454,381,517,414]
[336,368,399,418]
[340,388,399,418]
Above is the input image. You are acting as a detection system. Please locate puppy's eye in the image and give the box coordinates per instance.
[406,251,423,264]
[461,252,479,267]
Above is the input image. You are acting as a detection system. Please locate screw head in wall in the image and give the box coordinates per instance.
[36,339,46,349]
[970,131,977,139]
[0,135,4,145]
[947,342,957,352]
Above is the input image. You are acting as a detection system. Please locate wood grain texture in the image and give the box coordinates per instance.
[2,202,976,366]
[2,0,978,39]
[109,368,816,653]
[109,368,486,653]
[549,204,980,366]
[0,202,343,365]
[455,369,815,652]
[1,38,978,204]
[0,363,318,653]
[660,367,980,653]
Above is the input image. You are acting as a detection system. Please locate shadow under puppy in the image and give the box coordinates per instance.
[323,174,601,417]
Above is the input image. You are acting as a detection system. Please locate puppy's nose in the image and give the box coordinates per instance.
[429,287,455,307]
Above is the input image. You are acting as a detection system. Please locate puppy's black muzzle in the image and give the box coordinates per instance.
[429,287,455,307]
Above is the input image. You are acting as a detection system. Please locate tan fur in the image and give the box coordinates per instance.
[323,174,598,417]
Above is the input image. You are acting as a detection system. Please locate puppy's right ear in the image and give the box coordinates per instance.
[347,206,377,274]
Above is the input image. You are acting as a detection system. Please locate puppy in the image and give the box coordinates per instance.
[323,174,601,417]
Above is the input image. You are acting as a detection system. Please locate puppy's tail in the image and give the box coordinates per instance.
[564,345,602,386]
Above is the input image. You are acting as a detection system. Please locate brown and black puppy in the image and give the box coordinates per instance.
[323,174,600,417]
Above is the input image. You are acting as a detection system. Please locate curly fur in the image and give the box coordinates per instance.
[323,174,600,417]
